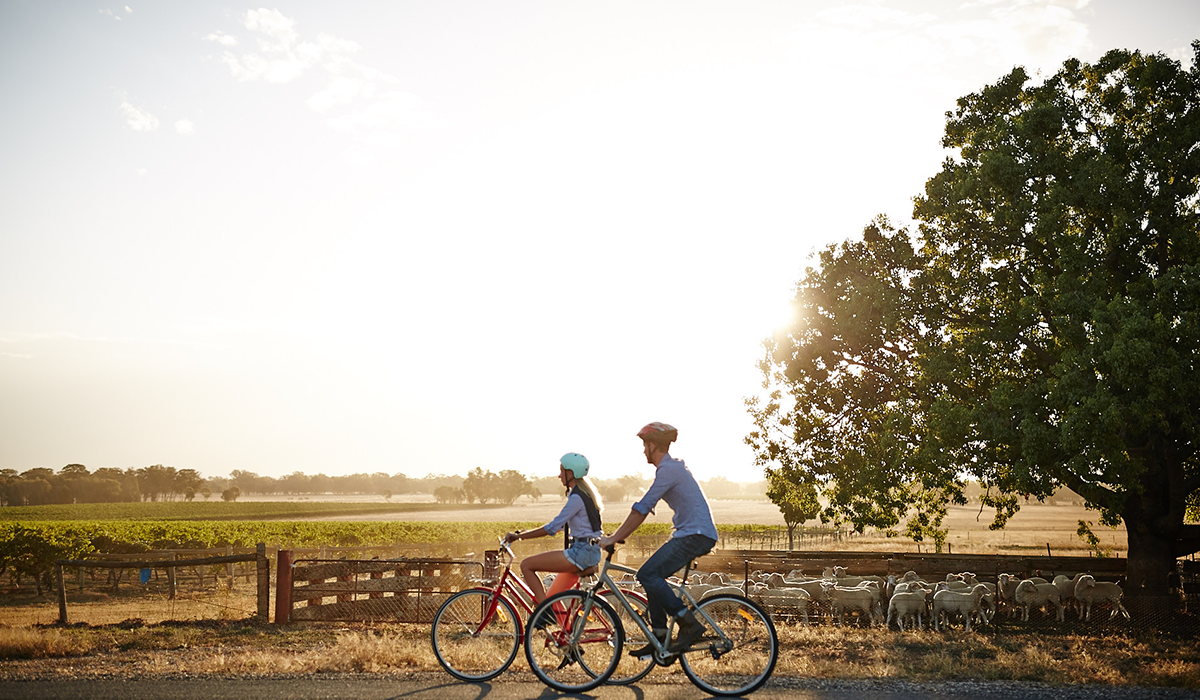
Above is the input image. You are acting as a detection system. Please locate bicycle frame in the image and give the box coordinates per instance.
[470,541,543,641]
[564,547,734,660]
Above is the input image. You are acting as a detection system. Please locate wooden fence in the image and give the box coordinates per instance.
[274,552,481,624]
[54,543,270,625]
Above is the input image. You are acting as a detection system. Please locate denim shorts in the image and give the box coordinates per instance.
[564,541,602,571]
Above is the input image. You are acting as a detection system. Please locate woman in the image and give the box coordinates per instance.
[504,452,604,603]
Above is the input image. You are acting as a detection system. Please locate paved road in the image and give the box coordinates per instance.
[2,677,1196,700]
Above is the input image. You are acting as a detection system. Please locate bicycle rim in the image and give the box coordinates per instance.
[524,590,623,693]
[681,594,778,696]
[431,588,519,682]
[600,589,655,685]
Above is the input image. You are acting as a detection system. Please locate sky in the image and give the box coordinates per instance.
[1,1,1197,484]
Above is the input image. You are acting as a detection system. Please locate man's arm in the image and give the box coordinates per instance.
[600,508,647,548]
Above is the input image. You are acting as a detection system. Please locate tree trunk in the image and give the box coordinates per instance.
[1122,511,1180,618]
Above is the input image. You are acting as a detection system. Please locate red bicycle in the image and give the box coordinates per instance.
[430,537,653,683]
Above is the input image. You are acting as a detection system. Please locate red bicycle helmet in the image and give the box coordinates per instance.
[636,422,678,446]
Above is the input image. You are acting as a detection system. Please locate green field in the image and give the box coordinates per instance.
[0,500,499,522]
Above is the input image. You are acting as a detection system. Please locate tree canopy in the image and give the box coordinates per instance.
[747,44,1200,598]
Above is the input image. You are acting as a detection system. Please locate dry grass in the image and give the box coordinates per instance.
[1,619,1197,688]
[770,625,1200,687]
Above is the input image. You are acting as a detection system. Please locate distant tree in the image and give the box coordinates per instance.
[701,476,742,499]
[765,472,820,550]
[462,467,495,504]
[174,469,204,498]
[493,470,539,505]
[200,487,212,501]
[59,464,89,479]
[433,485,466,504]
[221,486,241,502]
[381,489,393,502]
[137,465,177,502]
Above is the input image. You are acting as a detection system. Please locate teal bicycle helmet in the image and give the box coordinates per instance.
[560,453,590,479]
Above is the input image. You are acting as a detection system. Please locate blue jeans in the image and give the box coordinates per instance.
[636,534,717,631]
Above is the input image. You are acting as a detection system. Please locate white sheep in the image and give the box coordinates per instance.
[754,587,811,625]
[932,583,991,631]
[824,583,880,627]
[886,589,927,631]
[1013,579,1064,622]
[1074,575,1130,621]
[698,585,746,601]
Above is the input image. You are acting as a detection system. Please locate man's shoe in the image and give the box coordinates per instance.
[556,646,584,670]
[667,611,706,653]
[628,629,667,660]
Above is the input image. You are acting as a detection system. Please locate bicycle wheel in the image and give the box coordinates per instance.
[431,588,520,682]
[524,590,623,693]
[680,594,778,696]
[600,589,655,685]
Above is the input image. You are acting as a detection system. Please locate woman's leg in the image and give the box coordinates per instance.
[547,571,580,598]
[519,550,577,603]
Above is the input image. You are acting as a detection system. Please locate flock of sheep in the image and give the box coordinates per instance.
[613,566,1131,631]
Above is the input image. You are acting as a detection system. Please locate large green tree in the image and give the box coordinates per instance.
[747,44,1200,601]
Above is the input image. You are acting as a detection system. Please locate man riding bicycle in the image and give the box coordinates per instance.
[600,422,718,659]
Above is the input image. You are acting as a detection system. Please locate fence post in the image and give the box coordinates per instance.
[256,543,270,622]
[226,545,235,590]
[274,549,293,624]
[56,563,68,625]
[167,552,177,600]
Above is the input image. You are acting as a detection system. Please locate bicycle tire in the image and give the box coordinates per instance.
[680,594,778,696]
[524,590,623,693]
[431,588,520,682]
[600,588,655,685]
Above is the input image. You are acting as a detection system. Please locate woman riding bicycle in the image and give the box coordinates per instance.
[504,452,604,604]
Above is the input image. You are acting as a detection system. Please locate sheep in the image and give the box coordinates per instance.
[1052,573,1089,616]
[762,572,788,589]
[886,589,927,631]
[823,583,881,627]
[754,587,811,625]
[1013,579,1064,622]
[931,584,991,631]
[996,573,1024,619]
[704,572,729,586]
[1074,575,1130,621]
[698,585,745,601]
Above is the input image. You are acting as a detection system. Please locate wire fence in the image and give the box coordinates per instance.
[1,542,1196,637]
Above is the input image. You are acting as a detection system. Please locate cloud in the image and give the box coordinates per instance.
[99,9,122,20]
[119,100,159,132]
[216,8,336,84]
[205,31,238,47]
[208,9,441,162]
[175,119,195,135]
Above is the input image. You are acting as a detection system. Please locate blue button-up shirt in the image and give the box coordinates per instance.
[544,492,603,539]
[631,454,718,540]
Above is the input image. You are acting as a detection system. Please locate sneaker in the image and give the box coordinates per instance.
[667,610,705,653]
[530,610,553,631]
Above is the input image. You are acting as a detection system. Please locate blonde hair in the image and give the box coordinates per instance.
[567,475,604,514]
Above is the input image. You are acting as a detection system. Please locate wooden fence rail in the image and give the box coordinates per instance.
[54,543,270,625]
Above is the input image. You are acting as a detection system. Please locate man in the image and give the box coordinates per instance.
[600,422,718,659]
